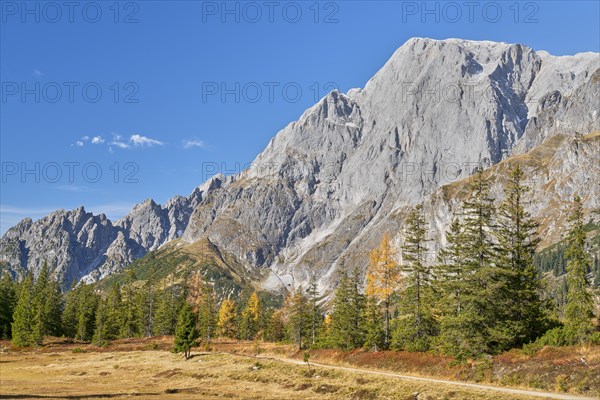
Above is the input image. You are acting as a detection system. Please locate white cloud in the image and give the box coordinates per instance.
[76,133,164,151]
[111,140,130,149]
[183,139,205,149]
[130,134,164,147]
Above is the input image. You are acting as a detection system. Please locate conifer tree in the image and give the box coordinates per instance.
[197,283,217,345]
[459,168,500,354]
[153,281,181,336]
[137,281,156,337]
[216,299,238,338]
[495,165,545,347]
[329,268,366,350]
[366,233,400,349]
[93,297,110,346]
[264,308,285,342]
[306,274,322,347]
[105,284,122,339]
[239,292,261,340]
[0,273,17,339]
[286,288,309,349]
[186,272,204,314]
[363,294,384,350]
[75,284,98,341]
[435,218,484,357]
[32,263,63,339]
[174,303,199,360]
[564,195,594,342]
[61,281,79,338]
[119,271,139,338]
[11,273,37,346]
[32,263,50,342]
[394,204,436,351]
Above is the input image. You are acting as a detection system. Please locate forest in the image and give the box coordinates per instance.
[0,166,598,360]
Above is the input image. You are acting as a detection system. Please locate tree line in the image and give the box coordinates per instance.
[0,166,597,359]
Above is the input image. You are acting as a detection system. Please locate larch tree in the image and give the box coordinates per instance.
[366,233,400,349]
[217,299,238,338]
[240,292,262,340]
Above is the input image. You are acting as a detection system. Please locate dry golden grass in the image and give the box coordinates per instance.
[0,345,551,400]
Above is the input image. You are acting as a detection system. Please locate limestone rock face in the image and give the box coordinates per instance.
[1,38,598,292]
[182,38,600,293]
[0,175,227,287]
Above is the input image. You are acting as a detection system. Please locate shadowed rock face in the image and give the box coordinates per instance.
[1,38,598,292]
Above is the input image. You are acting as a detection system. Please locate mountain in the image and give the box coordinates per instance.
[1,38,598,292]
[0,174,230,287]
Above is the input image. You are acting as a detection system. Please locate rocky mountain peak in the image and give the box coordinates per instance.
[1,38,598,292]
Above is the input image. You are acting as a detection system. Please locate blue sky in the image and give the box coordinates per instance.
[1,0,599,233]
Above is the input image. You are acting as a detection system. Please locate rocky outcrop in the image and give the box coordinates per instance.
[182,38,600,293]
[1,38,598,293]
[0,175,229,287]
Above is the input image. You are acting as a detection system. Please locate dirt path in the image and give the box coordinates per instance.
[226,353,596,400]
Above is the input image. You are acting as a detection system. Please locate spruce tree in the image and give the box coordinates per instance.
[329,268,366,350]
[264,308,285,342]
[174,303,199,360]
[286,288,309,349]
[61,281,79,338]
[32,263,63,339]
[197,283,217,346]
[460,169,499,354]
[435,218,486,358]
[363,294,384,350]
[93,297,110,346]
[11,273,37,347]
[495,165,545,347]
[394,204,436,351]
[105,285,122,339]
[564,195,594,342]
[119,271,139,338]
[306,274,323,347]
[75,284,98,342]
[153,282,181,336]
[0,273,17,339]
[137,281,156,337]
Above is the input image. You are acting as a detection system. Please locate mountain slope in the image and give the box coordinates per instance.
[1,38,598,292]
